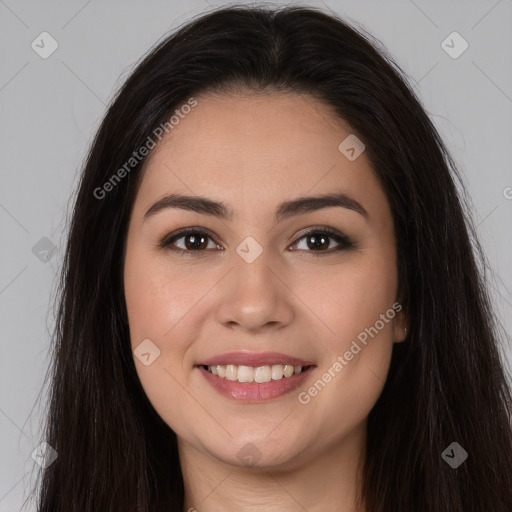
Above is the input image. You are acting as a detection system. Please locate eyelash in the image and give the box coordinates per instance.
[159,226,355,258]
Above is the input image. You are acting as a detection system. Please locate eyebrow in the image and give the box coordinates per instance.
[143,191,368,223]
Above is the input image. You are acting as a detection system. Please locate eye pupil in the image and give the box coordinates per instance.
[185,233,208,250]
[307,233,329,250]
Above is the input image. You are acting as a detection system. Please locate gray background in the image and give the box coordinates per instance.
[1,0,511,510]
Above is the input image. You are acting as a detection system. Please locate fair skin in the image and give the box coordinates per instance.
[123,90,407,512]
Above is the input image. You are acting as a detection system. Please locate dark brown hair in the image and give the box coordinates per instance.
[31,4,512,511]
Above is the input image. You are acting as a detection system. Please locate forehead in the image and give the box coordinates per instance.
[134,91,386,219]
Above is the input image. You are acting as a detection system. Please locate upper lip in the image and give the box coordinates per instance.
[197,351,315,368]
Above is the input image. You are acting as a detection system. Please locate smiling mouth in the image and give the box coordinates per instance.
[197,363,317,402]
[201,363,314,383]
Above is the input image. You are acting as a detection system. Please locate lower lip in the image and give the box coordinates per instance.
[197,365,316,402]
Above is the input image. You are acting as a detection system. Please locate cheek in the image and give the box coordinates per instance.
[300,303,395,447]
[123,248,208,432]
[299,252,397,426]
[124,245,204,347]
[307,250,398,348]
[123,245,202,403]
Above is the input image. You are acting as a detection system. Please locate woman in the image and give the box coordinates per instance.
[33,4,512,511]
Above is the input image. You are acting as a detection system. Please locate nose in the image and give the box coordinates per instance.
[214,250,295,333]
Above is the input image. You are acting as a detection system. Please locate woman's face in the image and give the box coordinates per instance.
[123,91,407,469]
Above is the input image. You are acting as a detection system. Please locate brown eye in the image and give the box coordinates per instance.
[181,232,209,251]
[290,228,355,256]
[160,228,222,257]
[305,232,330,250]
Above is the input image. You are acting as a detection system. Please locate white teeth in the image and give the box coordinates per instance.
[283,364,294,377]
[254,365,271,383]
[225,364,237,381]
[271,364,284,380]
[205,363,306,383]
[237,365,254,383]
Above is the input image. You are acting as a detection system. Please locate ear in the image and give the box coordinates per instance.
[394,309,409,343]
